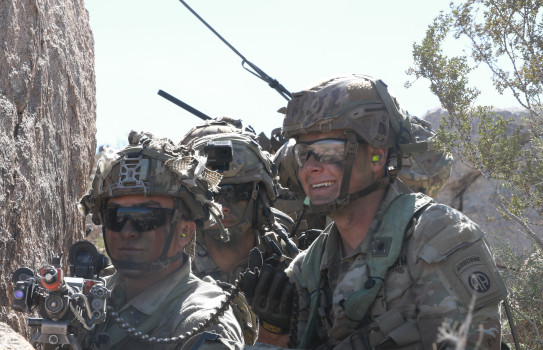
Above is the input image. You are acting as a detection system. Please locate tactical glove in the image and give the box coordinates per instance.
[240,248,294,334]
[297,229,322,250]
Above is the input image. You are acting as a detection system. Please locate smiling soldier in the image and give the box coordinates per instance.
[241,74,507,349]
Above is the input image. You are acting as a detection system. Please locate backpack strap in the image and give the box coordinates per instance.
[298,231,329,348]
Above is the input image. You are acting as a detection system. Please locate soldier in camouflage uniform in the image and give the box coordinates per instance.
[79,132,245,349]
[187,132,299,285]
[240,75,507,349]
[272,107,453,245]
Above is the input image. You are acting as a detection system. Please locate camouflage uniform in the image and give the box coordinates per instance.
[97,254,244,350]
[286,181,505,349]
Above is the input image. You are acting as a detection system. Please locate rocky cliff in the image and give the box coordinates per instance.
[0,0,96,339]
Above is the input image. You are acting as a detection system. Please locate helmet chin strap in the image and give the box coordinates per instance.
[307,131,401,215]
[102,209,185,276]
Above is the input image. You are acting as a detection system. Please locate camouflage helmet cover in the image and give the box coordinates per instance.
[80,132,223,229]
[272,138,302,194]
[397,117,453,197]
[283,74,415,149]
[180,116,257,145]
[188,133,278,202]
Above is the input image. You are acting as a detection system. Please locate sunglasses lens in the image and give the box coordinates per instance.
[102,207,174,232]
[216,183,253,203]
[293,139,347,167]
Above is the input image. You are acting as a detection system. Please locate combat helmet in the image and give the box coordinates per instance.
[283,74,428,214]
[272,138,302,194]
[187,132,279,242]
[79,131,224,272]
[180,116,258,145]
[397,116,453,198]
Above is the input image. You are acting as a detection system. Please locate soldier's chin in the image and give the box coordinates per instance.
[116,267,148,279]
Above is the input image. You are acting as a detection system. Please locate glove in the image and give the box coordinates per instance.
[239,248,294,334]
[297,229,322,250]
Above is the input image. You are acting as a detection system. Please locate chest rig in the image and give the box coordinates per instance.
[297,193,433,348]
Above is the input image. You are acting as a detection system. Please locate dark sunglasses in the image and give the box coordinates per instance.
[216,183,253,203]
[102,207,175,232]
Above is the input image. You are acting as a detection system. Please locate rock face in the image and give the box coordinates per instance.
[424,108,538,254]
[0,322,34,350]
[0,0,96,341]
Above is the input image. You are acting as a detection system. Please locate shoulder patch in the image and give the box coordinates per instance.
[434,240,507,308]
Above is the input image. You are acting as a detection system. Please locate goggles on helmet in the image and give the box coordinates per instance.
[293,138,349,168]
[216,183,253,203]
[102,207,175,233]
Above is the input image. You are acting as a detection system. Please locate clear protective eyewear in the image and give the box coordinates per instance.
[293,138,348,168]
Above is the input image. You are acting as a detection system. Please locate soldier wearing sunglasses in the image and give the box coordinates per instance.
[185,133,299,341]
[241,75,507,349]
[79,132,245,349]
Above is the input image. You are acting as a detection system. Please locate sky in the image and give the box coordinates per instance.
[85,0,520,150]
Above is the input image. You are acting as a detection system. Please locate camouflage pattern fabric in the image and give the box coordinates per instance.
[285,182,506,349]
[180,116,258,146]
[283,75,414,149]
[95,253,243,350]
[397,117,453,198]
[80,133,223,230]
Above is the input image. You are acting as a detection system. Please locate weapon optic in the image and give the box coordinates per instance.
[12,240,110,349]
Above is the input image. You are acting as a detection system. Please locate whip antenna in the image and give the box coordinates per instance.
[177,0,292,101]
[157,89,212,121]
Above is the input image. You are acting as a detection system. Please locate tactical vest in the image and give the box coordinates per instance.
[297,193,433,348]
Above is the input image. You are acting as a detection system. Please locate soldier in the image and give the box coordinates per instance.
[79,132,246,349]
[185,132,299,345]
[187,132,298,284]
[272,108,453,247]
[241,74,507,349]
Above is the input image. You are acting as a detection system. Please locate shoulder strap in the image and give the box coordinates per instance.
[298,193,433,347]
[297,230,329,348]
[341,193,432,321]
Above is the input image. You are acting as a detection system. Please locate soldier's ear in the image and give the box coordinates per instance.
[176,220,196,248]
[370,147,387,171]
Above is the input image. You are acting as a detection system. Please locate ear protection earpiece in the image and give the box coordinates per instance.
[372,155,384,162]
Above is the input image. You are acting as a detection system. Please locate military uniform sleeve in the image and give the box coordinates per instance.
[408,203,506,349]
[169,282,245,350]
